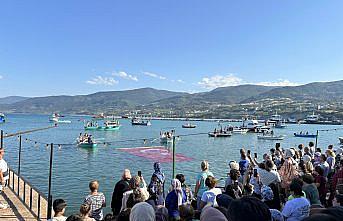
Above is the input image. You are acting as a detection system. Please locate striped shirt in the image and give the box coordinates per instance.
[84,192,105,221]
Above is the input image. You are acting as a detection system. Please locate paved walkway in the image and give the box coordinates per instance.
[0,188,38,221]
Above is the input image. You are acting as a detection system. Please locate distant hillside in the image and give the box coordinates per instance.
[243,80,343,103]
[4,88,186,114]
[1,80,343,117]
[0,96,29,104]
[151,85,274,108]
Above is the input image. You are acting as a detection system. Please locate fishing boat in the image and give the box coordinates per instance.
[98,120,121,131]
[294,132,317,138]
[131,117,151,126]
[84,121,99,130]
[49,113,72,123]
[182,123,196,128]
[232,127,248,134]
[77,134,98,148]
[274,121,287,128]
[77,142,98,148]
[241,117,262,132]
[208,132,232,137]
[0,113,5,123]
[257,135,285,140]
[338,137,343,144]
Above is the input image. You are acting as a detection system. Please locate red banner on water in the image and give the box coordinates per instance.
[118,146,192,163]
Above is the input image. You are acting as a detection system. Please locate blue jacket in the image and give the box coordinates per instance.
[165,189,187,218]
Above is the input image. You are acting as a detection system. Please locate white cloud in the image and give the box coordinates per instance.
[254,79,299,87]
[198,74,299,89]
[177,79,185,83]
[86,76,118,86]
[0,75,3,80]
[112,71,138,81]
[198,74,243,89]
[143,72,167,80]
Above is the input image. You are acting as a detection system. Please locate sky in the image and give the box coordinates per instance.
[0,0,343,97]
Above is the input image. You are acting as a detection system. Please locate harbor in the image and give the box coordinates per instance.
[1,113,343,216]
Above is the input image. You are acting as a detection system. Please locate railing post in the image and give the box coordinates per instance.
[1,130,3,149]
[47,143,54,219]
[315,130,319,148]
[18,135,22,196]
[172,136,176,179]
[18,135,22,175]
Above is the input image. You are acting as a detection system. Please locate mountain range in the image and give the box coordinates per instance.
[1,80,343,118]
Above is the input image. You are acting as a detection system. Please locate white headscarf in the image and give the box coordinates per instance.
[130,202,155,221]
[171,179,184,206]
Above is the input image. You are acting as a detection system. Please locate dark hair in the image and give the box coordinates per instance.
[53,199,67,213]
[179,204,194,221]
[321,207,343,220]
[227,196,271,221]
[309,142,314,147]
[340,159,343,166]
[270,148,275,154]
[302,174,314,184]
[104,213,115,221]
[321,154,327,161]
[126,190,143,209]
[205,175,217,189]
[302,214,338,221]
[79,203,91,216]
[216,207,229,219]
[230,169,240,181]
[117,208,131,221]
[328,145,334,149]
[298,144,304,150]
[176,174,185,184]
[316,148,322,153]
[265,160,274,172]
[315,166,324,176]
[225,185,236,199]
[66,215,83,221]
[290,181,303,196]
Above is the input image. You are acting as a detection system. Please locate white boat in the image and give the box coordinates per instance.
[131,117,151,126]
[257,135,285,140]
[305,112,320,123]
[232,127,248,134]
[241,117,261,131]
[49,113,71,123]
[269,112,282,122]
[339,137,343,144]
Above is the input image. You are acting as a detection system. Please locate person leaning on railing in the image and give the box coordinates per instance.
[0,148,9,209]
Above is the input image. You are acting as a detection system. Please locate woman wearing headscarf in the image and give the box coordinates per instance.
[155,207,169,221]
[279,149,298,192]
[200,206,228,221]
[148,162,165,205]
[129,202,155,221]
[165,179,187,221]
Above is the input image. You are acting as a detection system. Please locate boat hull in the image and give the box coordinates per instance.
[208,132,232,137]
[257,135,284,140]
[84,126,98,130]
[132,122,151,126]
[294,133,317,138]
[97,125,121,131]
[78,143,98,148]
[182,125,196,128]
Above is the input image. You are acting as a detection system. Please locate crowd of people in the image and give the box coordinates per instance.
[2,140,343,221]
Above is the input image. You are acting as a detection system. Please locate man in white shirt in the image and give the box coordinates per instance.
[0,148,9,209]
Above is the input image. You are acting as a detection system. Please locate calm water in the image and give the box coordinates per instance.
[1,114,343,214]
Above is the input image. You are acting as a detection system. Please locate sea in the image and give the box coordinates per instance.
[1,113,343,214]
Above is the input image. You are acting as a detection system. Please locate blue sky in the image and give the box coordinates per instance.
[0,0,343,97]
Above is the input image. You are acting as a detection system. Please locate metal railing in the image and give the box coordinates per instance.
[7,166,49,220]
